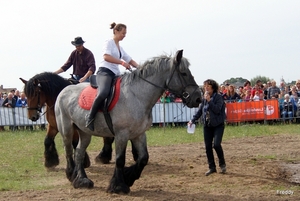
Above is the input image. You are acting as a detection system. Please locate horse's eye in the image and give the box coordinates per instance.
[181,73,187,76]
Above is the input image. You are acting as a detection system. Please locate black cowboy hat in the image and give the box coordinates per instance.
[71,37,85,46]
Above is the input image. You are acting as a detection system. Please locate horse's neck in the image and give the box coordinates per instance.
[128,73,167,109]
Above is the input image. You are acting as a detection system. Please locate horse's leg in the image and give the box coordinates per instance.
[95,137,114,164]
[44,124,59,168]
[59,126,75,182]
[107,136,130,194]
[72,132,94,189]
[65,138,75,182]
[130,140,138,162]
[123,133,149,187]
[72,130,91,168]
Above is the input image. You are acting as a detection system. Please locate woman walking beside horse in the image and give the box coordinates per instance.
[86,22,139,131]
[189,79,227,176]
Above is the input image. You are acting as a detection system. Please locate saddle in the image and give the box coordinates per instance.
[68,74,80,85]
[78,75,121,135]
[79,75,120,112]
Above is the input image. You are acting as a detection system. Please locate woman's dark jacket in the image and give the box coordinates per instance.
[191,93,226,127]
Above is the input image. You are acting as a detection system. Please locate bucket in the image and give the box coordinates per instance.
[187,123,195,134]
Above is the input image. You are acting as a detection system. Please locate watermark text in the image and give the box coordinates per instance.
[276,190,294,195]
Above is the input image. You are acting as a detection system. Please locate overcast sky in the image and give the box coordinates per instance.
[1,0,299,90]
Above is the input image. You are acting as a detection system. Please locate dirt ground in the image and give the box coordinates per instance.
[1,133,300,201]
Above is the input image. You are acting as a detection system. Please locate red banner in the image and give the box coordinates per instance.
[226,99,279,122]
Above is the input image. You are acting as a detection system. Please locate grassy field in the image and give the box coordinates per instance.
[0,123,300,192]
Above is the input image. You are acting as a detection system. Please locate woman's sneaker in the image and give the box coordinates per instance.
[220,165,226,174]
[205,169,217,176]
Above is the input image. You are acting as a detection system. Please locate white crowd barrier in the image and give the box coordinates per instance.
[0,107,47,126]
[0,103,199,126]
[152,102,198,123]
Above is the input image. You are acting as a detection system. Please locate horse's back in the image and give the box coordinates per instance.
[55,83,89,119]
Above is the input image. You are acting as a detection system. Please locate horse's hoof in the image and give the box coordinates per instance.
[44,156,59,168]
[73,177,94,189]
[106,181,130,194]
[95,151,112,164]
[95,155,111,164]
[106,186,130,194]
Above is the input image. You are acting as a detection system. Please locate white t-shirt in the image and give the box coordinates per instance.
[253,95,260,101]
[99,38,132,76]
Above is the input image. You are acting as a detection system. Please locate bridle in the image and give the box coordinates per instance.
[132,61,199,106]
[27,85,52,117]
[27,78,75,117]
[166,63,199,105]
[27,87,42,113]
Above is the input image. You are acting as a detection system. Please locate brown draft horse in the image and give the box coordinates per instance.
[20,72,137,168]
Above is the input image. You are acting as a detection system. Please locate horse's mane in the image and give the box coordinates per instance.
[121,54,190,84]
[24,72,71,98]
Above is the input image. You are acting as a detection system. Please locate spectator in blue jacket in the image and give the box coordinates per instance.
[16,92,27,108]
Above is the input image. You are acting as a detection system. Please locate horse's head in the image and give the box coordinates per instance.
[20,77,45,121]
[20,72,73,121]
[166,50,202,108]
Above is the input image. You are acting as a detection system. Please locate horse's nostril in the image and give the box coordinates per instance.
[196,98,201,103]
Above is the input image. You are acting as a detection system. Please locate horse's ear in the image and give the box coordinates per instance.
[175,50,183,65]
[19,78,27,84]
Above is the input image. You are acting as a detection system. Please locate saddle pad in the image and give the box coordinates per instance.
[78,78,121,112]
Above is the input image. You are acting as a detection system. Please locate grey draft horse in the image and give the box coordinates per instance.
[55,50,202,194]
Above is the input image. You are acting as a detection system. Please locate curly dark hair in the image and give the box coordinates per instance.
[203,79,219,93]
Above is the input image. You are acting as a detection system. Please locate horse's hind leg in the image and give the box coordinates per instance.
[95,138,138,164]
[72,130,91,168]
[95,137,114,164]
[44,125,59,168]
[72,132,94,189]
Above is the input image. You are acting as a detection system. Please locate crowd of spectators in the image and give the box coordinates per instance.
[220,79,300,124]
[0,89,28,131]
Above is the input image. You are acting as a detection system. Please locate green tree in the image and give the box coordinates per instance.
[223,77,248,85]
[250,76,272,86]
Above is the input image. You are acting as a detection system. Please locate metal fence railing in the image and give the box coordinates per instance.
[0,107,47,127]
[0,103,199,128]
[1,100,299,130]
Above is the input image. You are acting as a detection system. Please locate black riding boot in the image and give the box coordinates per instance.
[86,102,101,131]
[86,68,114,131]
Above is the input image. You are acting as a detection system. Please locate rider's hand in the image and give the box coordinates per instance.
[121,61,131,70]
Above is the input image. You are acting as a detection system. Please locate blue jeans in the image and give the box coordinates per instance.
[74,75,90,82]
[281,111,293,121]
[203,123,226,169]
